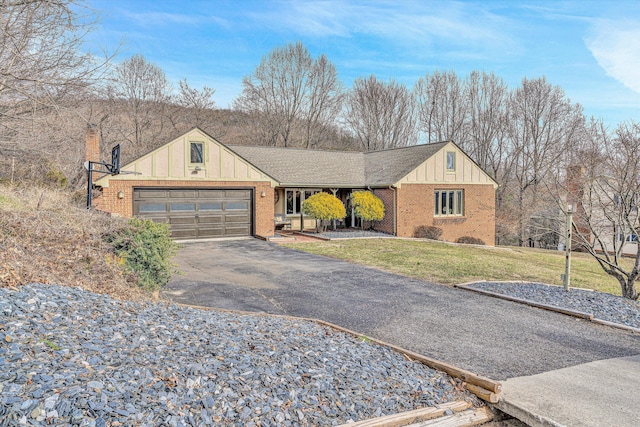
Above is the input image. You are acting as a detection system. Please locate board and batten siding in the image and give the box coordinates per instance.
[96,129,276,188]
[395,143,497,187]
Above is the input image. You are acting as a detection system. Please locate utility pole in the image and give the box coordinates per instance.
[563,205,573,291]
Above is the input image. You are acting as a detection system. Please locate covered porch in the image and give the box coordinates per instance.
[274,187,365,232]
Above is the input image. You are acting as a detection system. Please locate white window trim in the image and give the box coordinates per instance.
[189,141,205,166]
[285,188,321,216]
[434,189,464,217]
[446,151,456,172]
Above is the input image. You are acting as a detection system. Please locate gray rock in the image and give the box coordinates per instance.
[0,283,474,426]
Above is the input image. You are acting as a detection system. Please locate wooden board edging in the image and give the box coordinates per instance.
[311,318,502,395]
[455,284,594,320]
[591,318,640,334]
[414,406,494,427]
[335,401,470,427]
[456,283,640,334]
[464,384,499,404]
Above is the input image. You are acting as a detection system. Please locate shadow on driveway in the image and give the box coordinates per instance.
[163,239,640,381]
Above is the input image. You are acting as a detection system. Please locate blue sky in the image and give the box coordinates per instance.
[86,0,640,127]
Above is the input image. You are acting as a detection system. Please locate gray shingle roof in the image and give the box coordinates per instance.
[229,142,451,187]
[230,146,366,187]
[364,142,449,186]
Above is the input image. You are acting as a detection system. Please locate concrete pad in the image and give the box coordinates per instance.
[498,354,640,427]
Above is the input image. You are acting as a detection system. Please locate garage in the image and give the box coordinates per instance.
[133,188,253,239]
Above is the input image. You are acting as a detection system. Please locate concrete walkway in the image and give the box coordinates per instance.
[498,354,640,427]
[163,239,640,426]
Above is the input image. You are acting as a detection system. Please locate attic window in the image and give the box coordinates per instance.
[446,151,456,171]
[190,142,203,164]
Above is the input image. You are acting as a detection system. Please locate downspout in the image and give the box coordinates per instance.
[389,185,397,236]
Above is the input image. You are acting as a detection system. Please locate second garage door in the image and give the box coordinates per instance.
[133,188,253,239]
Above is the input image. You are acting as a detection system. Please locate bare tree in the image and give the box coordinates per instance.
[0,0,111,180]
[461,71,518,243]
[566,120,640,300]
[233,41,343,148]
[102,55,174,157]
[464,71,510,176]
[176,78,216,127]
[415,70,468,145]
[301,54,344,148]
[344,75,417,151]
[507,76,584,246]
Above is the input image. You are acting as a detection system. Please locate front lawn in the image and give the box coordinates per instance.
[284,238,625,295]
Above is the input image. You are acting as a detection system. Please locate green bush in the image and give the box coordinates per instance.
[456,236,486,245]
[414,225,443,240]
[302,192,346,232]
[350,191,385,229]
[104,217,178,292]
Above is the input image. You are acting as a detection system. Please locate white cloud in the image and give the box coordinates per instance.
[586,19,640,94]
[249,0,519,56]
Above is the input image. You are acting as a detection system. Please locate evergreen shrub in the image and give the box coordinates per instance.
[104,217,178,292]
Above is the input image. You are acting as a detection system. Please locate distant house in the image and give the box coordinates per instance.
[89,127,498,244]
[566,165,638,256]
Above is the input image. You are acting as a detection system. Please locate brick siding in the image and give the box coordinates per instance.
[372,188,395,234]
[372,183,495,245]
[94,180,275,237]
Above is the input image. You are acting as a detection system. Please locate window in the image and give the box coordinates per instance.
[199,202,223,211]
[446,151,456,171]
[285,189,320,215]
[170,203,195,212]
[139,203,166,213]
[190,142,203,164]
[226,201,248,211]
[434,190,464,216]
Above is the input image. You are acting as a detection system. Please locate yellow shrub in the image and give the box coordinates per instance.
[351,191,385,222]
[302,192,346,221]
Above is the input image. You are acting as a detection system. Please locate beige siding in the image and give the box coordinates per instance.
[396,142,497,188]
[96,129,276,188]
[171,142,185,176]
[221,149,235,179]
[156,148,169,177]
[210,144,221,177]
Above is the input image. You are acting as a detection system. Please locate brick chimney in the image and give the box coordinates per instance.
[85,123,100,164]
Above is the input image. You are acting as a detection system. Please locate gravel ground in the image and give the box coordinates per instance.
[0,284,475,427]
[468,282,640,329]
[316,230,393,239]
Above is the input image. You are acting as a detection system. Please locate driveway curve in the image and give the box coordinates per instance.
[163,239,640,381]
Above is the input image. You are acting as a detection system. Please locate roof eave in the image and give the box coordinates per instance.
[276,182,367,188]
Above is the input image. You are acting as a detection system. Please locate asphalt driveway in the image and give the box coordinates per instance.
[162,239,640,381]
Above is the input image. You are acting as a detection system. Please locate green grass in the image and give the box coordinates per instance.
[284,239,625,296]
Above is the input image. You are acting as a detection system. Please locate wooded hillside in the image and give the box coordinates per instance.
[1,0,640,252]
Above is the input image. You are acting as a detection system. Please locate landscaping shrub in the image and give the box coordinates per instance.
[104,217,178,292]
[455,236,486,245]
[302,192,346,232]
[414,225,443,240]
[350,191,385,229]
